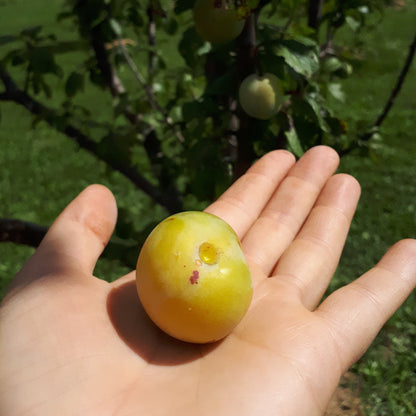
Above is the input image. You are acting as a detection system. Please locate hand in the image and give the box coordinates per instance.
[1,146,415,416]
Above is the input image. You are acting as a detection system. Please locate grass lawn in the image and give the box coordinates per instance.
[328,2,416,413]
[1,0,415,414]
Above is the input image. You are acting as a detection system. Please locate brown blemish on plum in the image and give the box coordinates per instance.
[190,270,199,285]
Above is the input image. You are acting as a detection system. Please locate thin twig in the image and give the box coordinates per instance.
[116,34,185,143]
[147,3,157,80]
[0,218,47,247]
[374,32,416,129]
[90,31,142,126]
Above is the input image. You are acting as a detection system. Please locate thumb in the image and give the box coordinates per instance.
[16,185,118,285]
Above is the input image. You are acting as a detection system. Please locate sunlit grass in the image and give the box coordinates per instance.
[0,1,415,413]
[330,3,416,413]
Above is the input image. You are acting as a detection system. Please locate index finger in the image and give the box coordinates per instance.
[205,150,295,239]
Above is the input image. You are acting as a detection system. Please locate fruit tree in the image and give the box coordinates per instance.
[1,0,412,264]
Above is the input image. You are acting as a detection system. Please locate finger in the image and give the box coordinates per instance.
[112,270,136,287]
[273,174,361,309]
[18,185,117,281]
[242,146,340,277]
[317,239,416,372]
[205,149,295,239]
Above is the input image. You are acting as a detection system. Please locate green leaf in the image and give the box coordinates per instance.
[8,50,26,66]
[305,96,329,132]
[65,71,85,97]
[109,18,123,36]
[247,0,261,11]
[328,83,345,102]
[345,15,361,32]
[28,47,63,77]
[204,70,236,96]
[126,6,145,26]
[285,125,304,157]
[20,26,43,39]
[178,27,205,68]
[291,95,329,136]
[322,56,343,73]
[182,100,206,121]
[163,18,179,35]
[97,132,132,168]
[88,62,106,88]
[276,42,319,77]
[326,115,348,137]
[174,0,194,14]
[256,52,286,80]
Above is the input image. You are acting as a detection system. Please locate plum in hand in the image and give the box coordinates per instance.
[136,211,253,344]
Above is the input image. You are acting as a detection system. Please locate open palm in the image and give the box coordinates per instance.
[1,146,415,416]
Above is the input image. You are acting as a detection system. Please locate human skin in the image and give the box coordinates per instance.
[1,146,415,415]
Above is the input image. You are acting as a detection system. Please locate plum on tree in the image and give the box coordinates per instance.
[193,0,246,44]
[238,73,285,120]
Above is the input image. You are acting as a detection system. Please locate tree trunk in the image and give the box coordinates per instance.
[308,0,323,29]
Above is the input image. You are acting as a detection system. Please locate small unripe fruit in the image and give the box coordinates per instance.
[193,0,245,44]
[239,73,285,120]
[136,211,253,344]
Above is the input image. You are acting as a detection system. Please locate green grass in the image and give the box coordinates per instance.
[1,0,416,414]
[328,3,416,413]
[0,0,166,292]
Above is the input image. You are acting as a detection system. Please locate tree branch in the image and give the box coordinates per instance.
[0,217,138,268]
[307,0,324,30]
[350,32,416,148]
[87,17,186,205]
[147,3,157,80]
[374,32,416,129]
[115,33,185,144]
[0,69,182,213]
[90,28,143,127]
[96,29,185,209]
[91,30,126,97]
[0,218,47,247]
[89,18,184,142]
[234,13,260,179]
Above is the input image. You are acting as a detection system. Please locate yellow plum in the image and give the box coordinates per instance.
[136,211,253,343]
[239,73,285,120]
[193,0,245,44]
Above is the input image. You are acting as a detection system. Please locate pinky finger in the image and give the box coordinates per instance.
[317,239,416,372]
